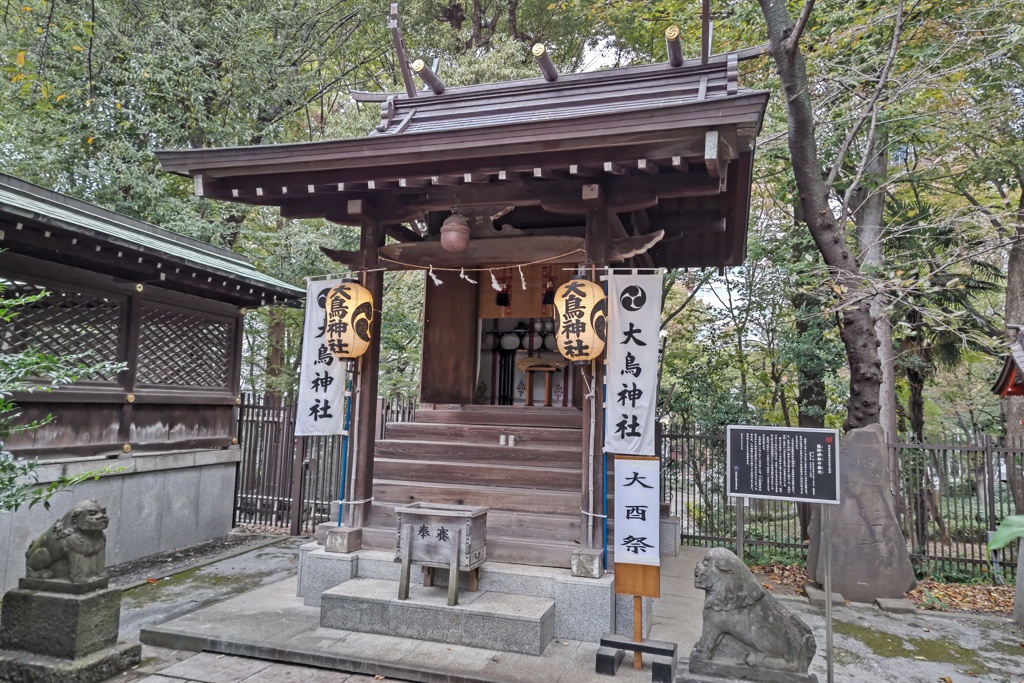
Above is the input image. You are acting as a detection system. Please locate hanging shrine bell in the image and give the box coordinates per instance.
[553,275,607,365]
[325,279,374,360]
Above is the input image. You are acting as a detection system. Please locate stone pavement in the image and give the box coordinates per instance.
[109,539,1024,683]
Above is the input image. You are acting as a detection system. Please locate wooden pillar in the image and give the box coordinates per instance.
[229,307,245,444]
[118,286,143,449]
[582,185,610,549]
[349,201,386,529]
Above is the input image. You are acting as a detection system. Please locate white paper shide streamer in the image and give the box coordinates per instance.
[295,278,349,436]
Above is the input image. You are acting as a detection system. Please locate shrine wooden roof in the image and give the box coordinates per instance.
[157,49,769,271]
[0,173,303,307]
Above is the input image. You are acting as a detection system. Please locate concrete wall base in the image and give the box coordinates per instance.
[1,449,238,593]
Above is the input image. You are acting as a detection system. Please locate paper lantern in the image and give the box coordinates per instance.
[325,279,374,360]
[553,276,607,365]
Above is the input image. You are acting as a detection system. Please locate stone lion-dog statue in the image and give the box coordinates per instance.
[690,547,815,677]
[25,499,109,584]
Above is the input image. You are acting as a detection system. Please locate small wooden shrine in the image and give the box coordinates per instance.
[993,327,1024,397]
[157,16,768,568]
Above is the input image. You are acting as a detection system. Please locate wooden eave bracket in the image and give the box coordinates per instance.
[704,127,738,190]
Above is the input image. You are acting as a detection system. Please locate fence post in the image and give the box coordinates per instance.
[289,436,307,536]
[986,435,998,531]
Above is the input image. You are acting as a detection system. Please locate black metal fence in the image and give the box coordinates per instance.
[235,393,415,534]
[659,427,807,566]
[659,425,1023,581]
[894,435,1022,582]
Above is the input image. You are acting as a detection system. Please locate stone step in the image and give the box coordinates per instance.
[320,577,555,656]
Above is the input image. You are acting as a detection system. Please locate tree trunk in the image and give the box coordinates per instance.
[852,130,900,492]
[758,0,883,432]
[791,291,827,542]
[1003,187,1024,513]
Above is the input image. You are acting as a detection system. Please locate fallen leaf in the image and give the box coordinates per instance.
[914,656,926,660]
[939,677,952,683]
[374,676,385,681]
[145,578,158,584]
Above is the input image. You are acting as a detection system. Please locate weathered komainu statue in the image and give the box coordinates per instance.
[25,498,109,585]
[2,499,141,675]
[687,547,817,683]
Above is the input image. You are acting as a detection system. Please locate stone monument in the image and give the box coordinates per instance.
[807,424,916,603]
[0,499,141,683]
[679,548,818,683]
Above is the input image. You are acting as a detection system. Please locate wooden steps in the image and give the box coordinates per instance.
[362,526,580,568]
[373,480,578,515]
[375,458,579,491]
[385,421,581,447]
[370,504,580,544]
[376,440,579,467]
[414,405,583,429]
[368,405,585,568]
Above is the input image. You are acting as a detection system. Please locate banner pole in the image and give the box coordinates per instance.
[633,594,642,669]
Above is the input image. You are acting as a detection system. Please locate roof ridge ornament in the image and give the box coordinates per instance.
[532,44,559,82]
[389,3,417,99]
[666,26,684,67]
[412,59,446,95]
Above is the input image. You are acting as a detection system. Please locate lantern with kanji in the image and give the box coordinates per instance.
[325,279,374,360]
[553,276,607,365]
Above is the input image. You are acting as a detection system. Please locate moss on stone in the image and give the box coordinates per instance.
[832,620,989,674]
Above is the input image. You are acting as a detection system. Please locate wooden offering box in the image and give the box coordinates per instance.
[395,503,488,570]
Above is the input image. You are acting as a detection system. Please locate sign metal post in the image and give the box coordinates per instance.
[726,425,840,683]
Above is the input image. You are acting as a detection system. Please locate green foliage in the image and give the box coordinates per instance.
[1,0,1021,433]
[988,515,1024,552]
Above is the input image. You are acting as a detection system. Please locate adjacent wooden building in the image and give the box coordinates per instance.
[0,173,302,591]
[157,42,768,567]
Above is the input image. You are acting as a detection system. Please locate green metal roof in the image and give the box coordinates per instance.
[0,173,303,305]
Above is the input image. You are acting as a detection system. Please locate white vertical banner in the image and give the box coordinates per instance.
[613,458,661,565]
[605,274,662,455]
[295,278,349,436]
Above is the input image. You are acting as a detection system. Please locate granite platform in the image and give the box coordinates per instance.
[298,543,652,643]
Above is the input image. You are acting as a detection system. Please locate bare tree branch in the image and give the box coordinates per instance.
[785,0,816,54]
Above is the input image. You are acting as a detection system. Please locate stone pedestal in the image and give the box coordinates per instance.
[326,526,362,554]
[0,586,140,682]
[1,586,121,659]
[660,516,680,558]
[571,548,603,578]
[807,424,916,603]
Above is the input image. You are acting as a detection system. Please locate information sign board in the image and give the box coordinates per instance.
[726,425,840,504]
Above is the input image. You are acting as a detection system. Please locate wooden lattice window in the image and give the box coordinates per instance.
[137,304,232,388]
[0,280,122,381]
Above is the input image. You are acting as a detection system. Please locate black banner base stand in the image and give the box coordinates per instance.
[595,633,676,683]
